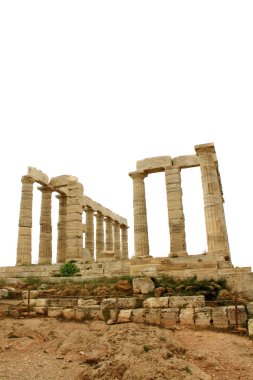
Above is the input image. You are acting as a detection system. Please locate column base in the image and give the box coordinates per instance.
[169,251,188,258]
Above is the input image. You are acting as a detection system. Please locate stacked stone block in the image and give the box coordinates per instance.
[38,186,53,264]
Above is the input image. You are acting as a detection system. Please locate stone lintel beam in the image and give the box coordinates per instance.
[82,196,128,226]
[136,156,172,174]
[27,167,49,185]
[172,155,200,169]
[49,175,78,188]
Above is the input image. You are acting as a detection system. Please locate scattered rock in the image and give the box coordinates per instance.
[218,289,233,300]
[155,287,165,297]
[115,280,132,293]
[132,277,155,294]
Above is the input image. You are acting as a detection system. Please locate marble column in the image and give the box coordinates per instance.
[121,225,129,259]
[113,221,121,258]
[65,181,84,260]
[105,216,113,251]
[38,186,53,264]
[56,194,67,263]
[16,176,34,265]
[165,167,187,257]
[95,212,104,258]
[195,143,230,259]
[129,171,149,257]
[85,206,94,260]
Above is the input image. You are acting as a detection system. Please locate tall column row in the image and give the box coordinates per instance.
[85,209,128,260]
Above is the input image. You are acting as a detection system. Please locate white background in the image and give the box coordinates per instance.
[0,1,252,269]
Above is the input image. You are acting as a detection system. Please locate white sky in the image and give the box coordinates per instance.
[0,1,252,270]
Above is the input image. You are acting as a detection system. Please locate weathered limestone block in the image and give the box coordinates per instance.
[0,289,9,298]
[117,297,137,309]
[143,297,168,308]
[35,299,49,307]
[172,155,200,168]
[89,307,102,320]
[145,309,161,325]
[78,298,99,307]
[101,298,116,309]
[168,296,205,308]
[248,319,253,337]
[226,305,247,326]
[34,307,47,315]
[194,307,212,326]
[48,298,78,308]
[131,308,147,324]
[117,309,132,323]
[22,299,36,307]
[22,290,40,299]
[27,167,49,185]
[62,308,76,320]
[179,308,194,325]
[132,277,155,294]
[137,156,172,173]
[247,302,253,316]
[47,307,63,318]
[49,175,78,188]
[160,308,179,327]
[210,307,228,327]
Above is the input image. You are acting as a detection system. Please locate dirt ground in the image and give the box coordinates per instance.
[0,317,252,380]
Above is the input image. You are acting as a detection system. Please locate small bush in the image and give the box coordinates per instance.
[24,276,42,287]
[59,262,80,277]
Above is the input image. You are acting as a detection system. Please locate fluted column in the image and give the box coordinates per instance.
[16,176,34,265]
[195,143,230,259]
[105,216,113,251]
[56,194,67,263]
[129,171,149,257]
[38,186,53,264]
[121,225,129,259]
[95,212,104,258]
[113,221,121,258]
[65,181,84,260]
[85,206,94,260]
[165,167,187,257]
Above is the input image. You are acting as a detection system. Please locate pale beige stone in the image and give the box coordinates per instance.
[137,156,172,173]
[35,298,49,307]
[172,155,200,168]
[38,186,53,264]
[48,307,63,318]
[143,297,168,308]
[22,290,40,299]
[121,225,129,259]
[49,175,78,188]
[168,296,205,308]
[179,308,194,325]
[248,319,253,337]
[34,307,47,315]
[132,277,155,294]
[145,309,161,325]
[131,308,147,323]
[160,308,179,327]
[62,308,76,320]
[117,309,132,323]
[27,167,49,185]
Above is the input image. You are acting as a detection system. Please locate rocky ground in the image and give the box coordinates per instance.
[0,317,252,380]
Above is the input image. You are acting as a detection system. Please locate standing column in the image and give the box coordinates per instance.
[17,176,34,265]
[95,212,104,258]
[105,216,113,251]
[56,194,67,263]
[113,221,121,258]
[121,225,129,259]
[195,143,230,259]
[165,167,187,257]
[129,171,150,257]
[38,186,53,264]
[85,206,94,260]
[65,181,84,260]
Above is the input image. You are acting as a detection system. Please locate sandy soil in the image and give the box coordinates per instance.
[0,318,252,380]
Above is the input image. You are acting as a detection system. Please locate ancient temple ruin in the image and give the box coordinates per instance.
[129,142,230,260]
[16,169,128,265]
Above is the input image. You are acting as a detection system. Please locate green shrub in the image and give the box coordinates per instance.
[59,262,80,277]
[24,276,42,287]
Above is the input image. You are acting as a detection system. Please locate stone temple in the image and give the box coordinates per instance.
[0,142,252,299]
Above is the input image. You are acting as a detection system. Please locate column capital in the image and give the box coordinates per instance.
[38,185,54,193]
[21,175,34,184]
[104,216,112,222]
[195,143,216,156]
[120,224,129,229]
[94,211,104,219]
[84,206,94,213]
[128,171,147,180]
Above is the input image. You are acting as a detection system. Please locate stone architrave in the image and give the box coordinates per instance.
[165,167,187,257]
[105,216,113,251]
[65,181,84,260]
[121,225,129,259]
[95,212,104,258]
[38,186,53,264]
[129,171,149,257]
[113,221,121,258]
[195,143,230,259]
[16,176,34,265]
[56,194,67,263]
[85,206,94,260]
